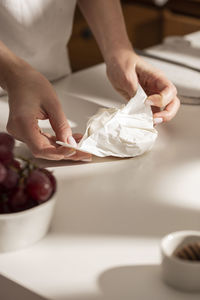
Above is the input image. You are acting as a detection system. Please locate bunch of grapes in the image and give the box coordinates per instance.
[0,132,56,214]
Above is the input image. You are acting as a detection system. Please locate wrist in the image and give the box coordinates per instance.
[105,46,138,66]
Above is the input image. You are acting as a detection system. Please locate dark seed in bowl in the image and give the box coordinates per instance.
[174,242,200,261]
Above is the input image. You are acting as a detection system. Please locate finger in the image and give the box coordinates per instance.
[117,80,138,101]
[147,84,177,108]
[10,116,75,160]
[65,150,92,162]
[107,63,138,100]
[73,133,83,143]
[116,88,130,101]
[35,136,77,160]
[54,133,92,161]
[63,133,92,161]
[41,133,77,159]
[153,96,180,123]
[45,100,75,145]
[124,70,138,99]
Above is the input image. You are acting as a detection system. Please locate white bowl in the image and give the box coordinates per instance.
[161,230,200,292]
[0,195,56,253]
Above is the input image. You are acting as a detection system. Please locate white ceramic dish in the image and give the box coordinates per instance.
[161,230,200,292]
[0,195,56,253]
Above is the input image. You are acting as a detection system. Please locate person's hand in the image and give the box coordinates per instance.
[6,65,91,161]
[106,49,180,124]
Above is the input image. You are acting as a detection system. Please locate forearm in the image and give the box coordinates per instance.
[78,0,133,62]
[0,40,28,90]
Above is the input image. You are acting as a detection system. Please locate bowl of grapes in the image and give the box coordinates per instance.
[0,132,56,252]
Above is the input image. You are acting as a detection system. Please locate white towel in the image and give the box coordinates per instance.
[57,85,158,158]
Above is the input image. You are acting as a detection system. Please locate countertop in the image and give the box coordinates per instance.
[0,62,200,300]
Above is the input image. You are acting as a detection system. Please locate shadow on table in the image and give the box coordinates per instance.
[14,141,123,169]
[0,273,46,300]
[98,265,200,300]
[55,64,124,108]
[50,145,200,238]
[55,265,200,300]
[2,264,198,300]
[14,125,200,240]
[10,93,200,240]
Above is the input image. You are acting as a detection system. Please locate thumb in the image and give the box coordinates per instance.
[116,71,138,101]
[127,70,139,99]
[146,83,177,108]
[47,101,76,146]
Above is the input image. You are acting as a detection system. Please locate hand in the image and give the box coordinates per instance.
[6,65,91,161]
[106,49,180,124]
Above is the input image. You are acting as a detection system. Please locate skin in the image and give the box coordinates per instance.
[0,0,180,160]
[106,49,180,123]
[78,0,180,123]
[0,43,91,161]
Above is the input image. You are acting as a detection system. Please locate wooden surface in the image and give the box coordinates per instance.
[68,9,103,72]
[167,0,200,18]
[68,3,162,71]
[68,1,200,72]
[162,9,200,37]
[122,3,162,49]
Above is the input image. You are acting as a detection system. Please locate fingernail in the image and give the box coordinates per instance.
[81,158,92,162]
[154,117,163,124]
[67,136,77,147]
[146,100,154,106]
[65,150,76,158]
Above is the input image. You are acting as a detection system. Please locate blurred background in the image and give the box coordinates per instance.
[68,0,200,72]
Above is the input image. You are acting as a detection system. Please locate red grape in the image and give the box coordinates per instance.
[0,132,15,151]
[0,201,11,214]
[0,162,7,183]
[26,170,53,203]
[9,187,29,212]
[2,168,19,190]
[0,145,13,165]
[40,168,56,195]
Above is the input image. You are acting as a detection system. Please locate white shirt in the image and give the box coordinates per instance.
[0,0,77,84]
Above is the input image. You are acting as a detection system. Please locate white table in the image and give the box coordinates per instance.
[0,62,200,300]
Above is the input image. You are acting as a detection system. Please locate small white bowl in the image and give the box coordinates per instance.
[0,195,56,253]
[161,230,200,292]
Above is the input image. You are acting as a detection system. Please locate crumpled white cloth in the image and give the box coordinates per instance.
[57,85,158,157]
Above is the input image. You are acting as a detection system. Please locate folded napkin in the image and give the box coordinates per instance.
[145,31,200,72]
[164,31,200,50]
[57,85,158,158]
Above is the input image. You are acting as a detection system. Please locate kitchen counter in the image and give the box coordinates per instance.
[0,62,200,300]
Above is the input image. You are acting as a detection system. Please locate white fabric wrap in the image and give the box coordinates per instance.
[77,85,158,157]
